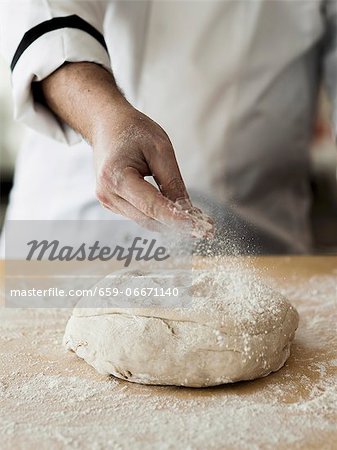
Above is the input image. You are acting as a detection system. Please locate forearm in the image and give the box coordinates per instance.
[40,62,130,145]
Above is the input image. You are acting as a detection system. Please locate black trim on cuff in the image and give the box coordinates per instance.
[11,14,108,71]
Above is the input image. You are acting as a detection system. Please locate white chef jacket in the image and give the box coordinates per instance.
[1,0,337,254]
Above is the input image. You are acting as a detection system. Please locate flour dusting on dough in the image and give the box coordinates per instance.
[63,263,299,387]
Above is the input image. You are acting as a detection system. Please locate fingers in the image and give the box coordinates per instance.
[145,143,215,237]
[98,193,168,233]
[94,113,215,238]
[189,209,215,239]
[113,166,196,227]
[98,166,215,237]
[174,199,215,239]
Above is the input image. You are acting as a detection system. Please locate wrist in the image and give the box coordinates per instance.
[91,97,135,148]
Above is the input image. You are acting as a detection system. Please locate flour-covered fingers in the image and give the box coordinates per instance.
[98,192,168,233]
[115,167,195,227]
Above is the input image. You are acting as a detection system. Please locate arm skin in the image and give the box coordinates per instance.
[40,62,213,233]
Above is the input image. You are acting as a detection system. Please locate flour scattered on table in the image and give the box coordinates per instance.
[1,270,336,449]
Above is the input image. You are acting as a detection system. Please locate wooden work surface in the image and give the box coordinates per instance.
[0,257,336,449]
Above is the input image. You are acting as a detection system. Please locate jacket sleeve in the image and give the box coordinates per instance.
[0,0,112,144]
[322,0,337,141]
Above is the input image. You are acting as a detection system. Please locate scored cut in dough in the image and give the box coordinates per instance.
[63,269,299,387]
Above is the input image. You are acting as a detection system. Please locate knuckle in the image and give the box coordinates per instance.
[97,165,111,183]
[122,165,137,177]
[95,188,107,204]
[98,169,124,196]
[111,168,127,192]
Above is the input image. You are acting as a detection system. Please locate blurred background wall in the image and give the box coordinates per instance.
[0,56,337,253]
[310,90,337,253]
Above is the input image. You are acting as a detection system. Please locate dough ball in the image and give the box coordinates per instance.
[63,269,299,387]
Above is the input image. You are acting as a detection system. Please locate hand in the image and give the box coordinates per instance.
[41,62,214,236]
[93,103,212,234]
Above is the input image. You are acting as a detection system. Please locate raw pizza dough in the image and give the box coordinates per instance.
[63,269,299,387]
